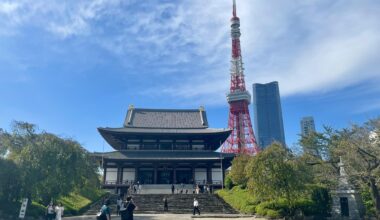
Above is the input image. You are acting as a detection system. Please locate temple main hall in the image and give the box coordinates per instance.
[96,105,235,192]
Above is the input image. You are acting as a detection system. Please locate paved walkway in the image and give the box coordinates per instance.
[63,214,266,220]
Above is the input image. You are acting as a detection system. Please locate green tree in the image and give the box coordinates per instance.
[246,143,311,207]
[335,118,380,217]
[229,154,250,186]
[0,158,22,202]
[299,117,380,217]
[1,121,100,204]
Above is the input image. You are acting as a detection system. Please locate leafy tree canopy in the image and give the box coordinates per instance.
[246,143,312,205]
[0,121,100,204]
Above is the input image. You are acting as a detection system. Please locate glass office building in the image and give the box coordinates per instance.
[252,81,286,148]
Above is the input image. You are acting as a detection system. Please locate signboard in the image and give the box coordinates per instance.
[18,198,28,219]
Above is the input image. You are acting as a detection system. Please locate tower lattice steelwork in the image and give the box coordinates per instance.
[222,0,259,155]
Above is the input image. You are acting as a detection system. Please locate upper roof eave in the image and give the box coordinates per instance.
[98,127,232,135]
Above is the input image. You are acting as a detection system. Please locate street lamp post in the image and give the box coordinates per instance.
[220,141,224,189]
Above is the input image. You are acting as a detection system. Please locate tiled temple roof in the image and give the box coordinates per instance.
[124,107,208,129]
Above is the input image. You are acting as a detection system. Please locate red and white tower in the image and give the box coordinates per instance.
[222,0,259,155]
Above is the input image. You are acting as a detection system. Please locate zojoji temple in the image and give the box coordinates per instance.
[95,105,235,192]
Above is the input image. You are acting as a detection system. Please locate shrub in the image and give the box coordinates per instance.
[27,201,46,217]
[225,175,234,190]
[310,185,331,216]
[266,209,281,218]
[361,186,376,216]
[216,186,258,214]
[293,198,315,216]
[255,199,289,217]
[255,203,268,216]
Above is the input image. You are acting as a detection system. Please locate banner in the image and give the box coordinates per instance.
[18,198,28,219]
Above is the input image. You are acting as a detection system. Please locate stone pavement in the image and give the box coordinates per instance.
[63,214,266,220]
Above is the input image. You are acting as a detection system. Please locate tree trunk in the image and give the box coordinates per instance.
[369,177,380,217]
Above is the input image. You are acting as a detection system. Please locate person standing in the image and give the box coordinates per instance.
[163,197,168,212]
[195,184,200,194]
[54,203,64,220]
[193,198,200,215]
[138,184,142,194]
[46,202,55,220]
[120,196,136,220]
[171,184,175,194]
[116,196,122,216]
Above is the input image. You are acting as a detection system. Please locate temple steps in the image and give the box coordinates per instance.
[84,193,237,215]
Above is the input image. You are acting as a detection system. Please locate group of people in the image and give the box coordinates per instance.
[170,184,212,195]
[195,184,212,194]
[127,181,143,195]
[45,202,64,220]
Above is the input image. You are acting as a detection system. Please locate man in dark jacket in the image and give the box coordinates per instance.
[120,196,136,220]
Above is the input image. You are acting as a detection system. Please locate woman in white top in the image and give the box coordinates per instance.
[55,203,64,220]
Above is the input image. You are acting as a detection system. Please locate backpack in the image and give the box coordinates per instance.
[96,206,107,220]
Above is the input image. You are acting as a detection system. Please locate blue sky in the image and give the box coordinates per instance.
[0,0,379,152]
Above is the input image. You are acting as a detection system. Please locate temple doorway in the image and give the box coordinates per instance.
[176,168,192,184]
[340,197,349,217]
[158,170,173,184]
[139,170,154,184]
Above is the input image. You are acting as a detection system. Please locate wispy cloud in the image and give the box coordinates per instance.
[0,0,379,106]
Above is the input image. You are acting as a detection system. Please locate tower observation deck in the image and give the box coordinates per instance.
[222,0,259,155]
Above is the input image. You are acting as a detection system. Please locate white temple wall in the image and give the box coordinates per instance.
[105,168,118,182]
[122,168,135,182]
[194,168,207,182]
[212,168,222,183]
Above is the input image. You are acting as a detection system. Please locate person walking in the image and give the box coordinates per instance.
[98,199,111,220]
[193,198,200,215]
[163,197,168,212]
[45,202,55,220]
[120,196,136,220]
[54,203,64,220]
[171,184,175,194]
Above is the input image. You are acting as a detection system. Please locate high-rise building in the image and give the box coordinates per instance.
[252,81,286,148]
[300,116,316,136]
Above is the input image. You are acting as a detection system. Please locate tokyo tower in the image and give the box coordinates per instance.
[222,0,259,155]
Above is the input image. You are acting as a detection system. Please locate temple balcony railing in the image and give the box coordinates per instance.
[194,180,223,185]
[102,180,136,186]
[103,180,223,186]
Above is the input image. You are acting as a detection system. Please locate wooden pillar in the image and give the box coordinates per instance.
[103,162,107,185]
[116,164,122,184]
[154,164,158,184]
[135,164,139,183]
[173,163,177,184]
[120,167,124,184]
[207,165,212,185]
[191,164,196,184]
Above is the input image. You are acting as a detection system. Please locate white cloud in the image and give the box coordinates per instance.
[0,2,19,14]
[0,0,379,106]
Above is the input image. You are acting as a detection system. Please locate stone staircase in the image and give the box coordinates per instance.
[84,193,237,215]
